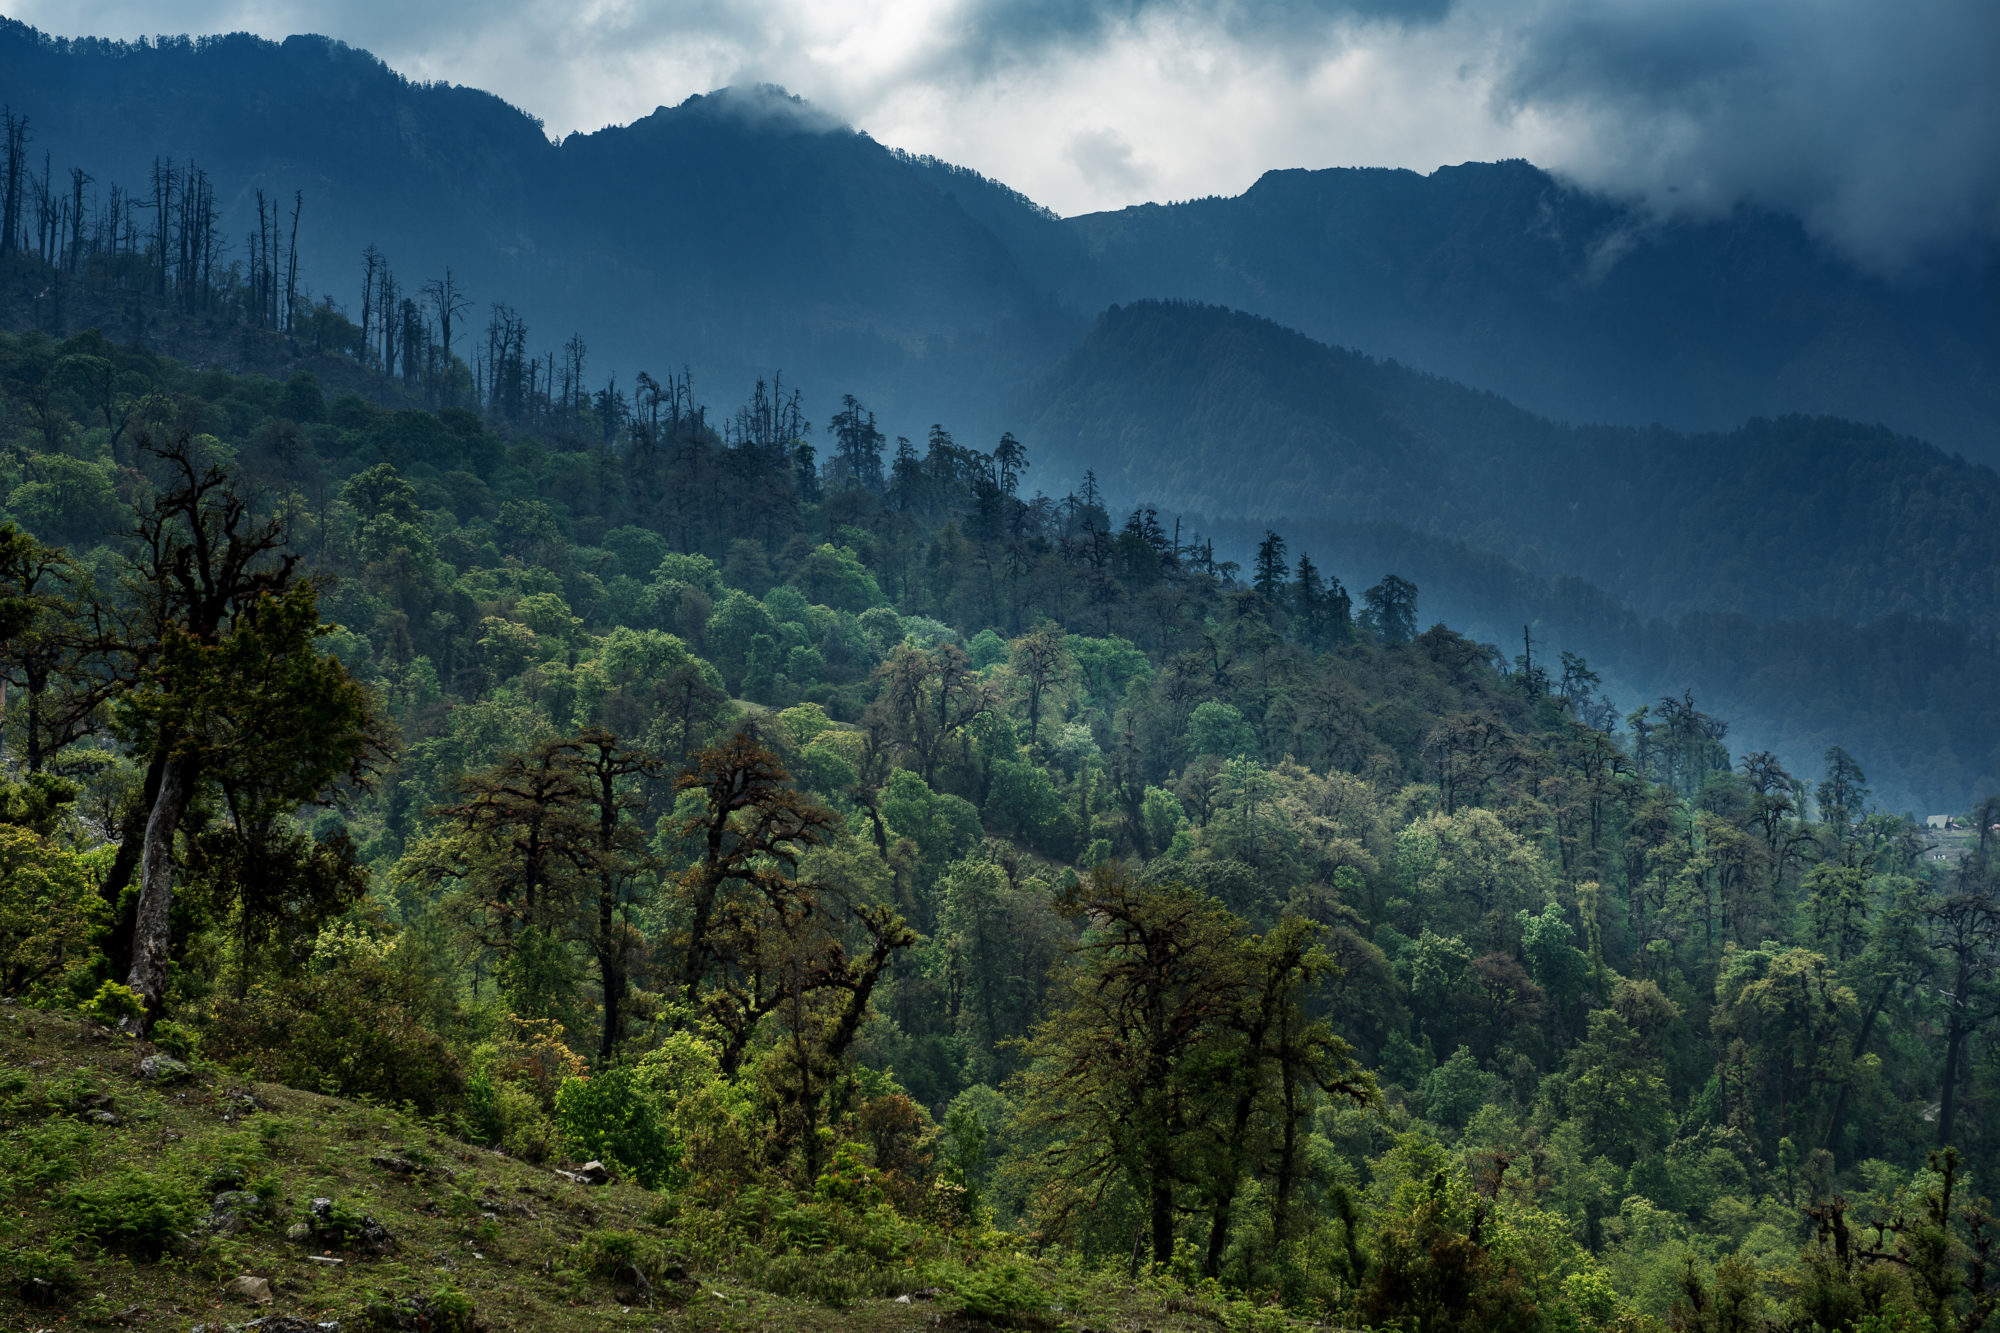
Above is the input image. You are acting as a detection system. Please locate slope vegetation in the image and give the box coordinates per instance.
[1028,300,2000,808]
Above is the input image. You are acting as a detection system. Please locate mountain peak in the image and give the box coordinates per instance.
[672,83,849,134]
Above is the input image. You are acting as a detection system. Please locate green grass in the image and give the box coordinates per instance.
[0,1005,1315,1331]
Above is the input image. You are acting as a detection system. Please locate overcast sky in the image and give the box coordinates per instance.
[8,0,1996,269]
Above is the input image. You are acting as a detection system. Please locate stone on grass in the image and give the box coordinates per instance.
[225,1273,274,1305]
[138,1053,190,1082]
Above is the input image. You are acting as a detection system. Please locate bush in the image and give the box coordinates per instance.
[458,1066,502,1145]
[66,1169,199,1260]
[362,1283,480,1332]
[205,955,464,1115]
[740,1247,904,1307]
[943,1261,1052,1325]
[0,1116,94,1192]
[576,1227,682,1301]
[81,980,143,1028]
[492,1080,559,1164]
[0,826,107,1003]
[150,1019,202,1061]
[554,1066,681,1188]
[7,1245,80,1307]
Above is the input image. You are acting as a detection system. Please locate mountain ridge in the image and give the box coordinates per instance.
[1028,299,2000,632]
[3,18,1992,459]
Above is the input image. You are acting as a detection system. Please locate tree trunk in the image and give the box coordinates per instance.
[1204,1082,1261,1276]
[1203,1180,1239,1279]
[1273,1062,1302,1248]
[124,758,191,1035]
[598,876,624,1062]
[1937,1016,1966,1148]
[99,750,169,975]
[1151,1177,1176,1268]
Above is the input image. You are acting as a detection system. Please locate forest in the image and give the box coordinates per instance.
[0,198,1995,1331]
[0,73,1992,1321]
[2,112,1992,816]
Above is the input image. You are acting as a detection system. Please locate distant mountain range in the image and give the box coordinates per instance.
[4,19,1997,809]
[1024,301,2000,811]
[1030,301,2000,635]
[3,20,1993,462]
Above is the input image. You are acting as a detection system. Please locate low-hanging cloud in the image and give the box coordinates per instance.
[8,0,1995,267]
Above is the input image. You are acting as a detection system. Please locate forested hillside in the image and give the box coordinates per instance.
[3,18,1995,461]
[0,22,1074,434]
[5,19,1996,810]
[1030,301,2000,812]
[0,314,1995,1330]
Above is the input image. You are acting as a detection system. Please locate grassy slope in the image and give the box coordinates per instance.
[0,1007,1302,1332]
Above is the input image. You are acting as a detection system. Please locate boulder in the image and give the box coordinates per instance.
[553,1160,612,1186]
[306,1197,396,1256]
[225,1274,274,1305]
[204,1190,265,1235]
[138,1053,190,1082]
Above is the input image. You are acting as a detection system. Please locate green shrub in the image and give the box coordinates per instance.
[362,1282,480,1332]
[944,1261,1051,1325]
[204,956,464,1116]
[8,1244,80,1306]
[554,1066,681,1188]
[66,1169,199,1259]
[1,1116,94,1192]
[576,1227,682,1299]
[0,826,104,1005]
[581,1228,643,1276]
[81,981,145,1028]
[150,1019,201,1061]
[490,1080,558,1164]
[740,1247,902,1307]
[457,1066,502,1145]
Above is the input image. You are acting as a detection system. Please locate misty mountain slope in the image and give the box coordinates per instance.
[1067,163,1999,459]
[1184,507,1999,816]
[545,90,1079,410]
[1029,302,2000,810]
[6,20,1993,460]
[895,152,1115,311]
[0,23,1072,426]
[1027,301,2000,634]
[0,27,552,276]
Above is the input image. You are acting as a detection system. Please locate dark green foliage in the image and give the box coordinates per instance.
[65,1170,199,1260]
[7,1246,79,1307]
[0,286,1994,1333]
[553,1066,682,1188]
[205,957,467,1116]
[1361,1180,1540,1333]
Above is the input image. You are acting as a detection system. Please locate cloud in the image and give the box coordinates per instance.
[1062,126,1151,195]
[8,0,1995,267]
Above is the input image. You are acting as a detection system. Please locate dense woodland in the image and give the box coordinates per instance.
[1,112,1992,816]
[0,257,1996,1331]
[1031,302,2000,815]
